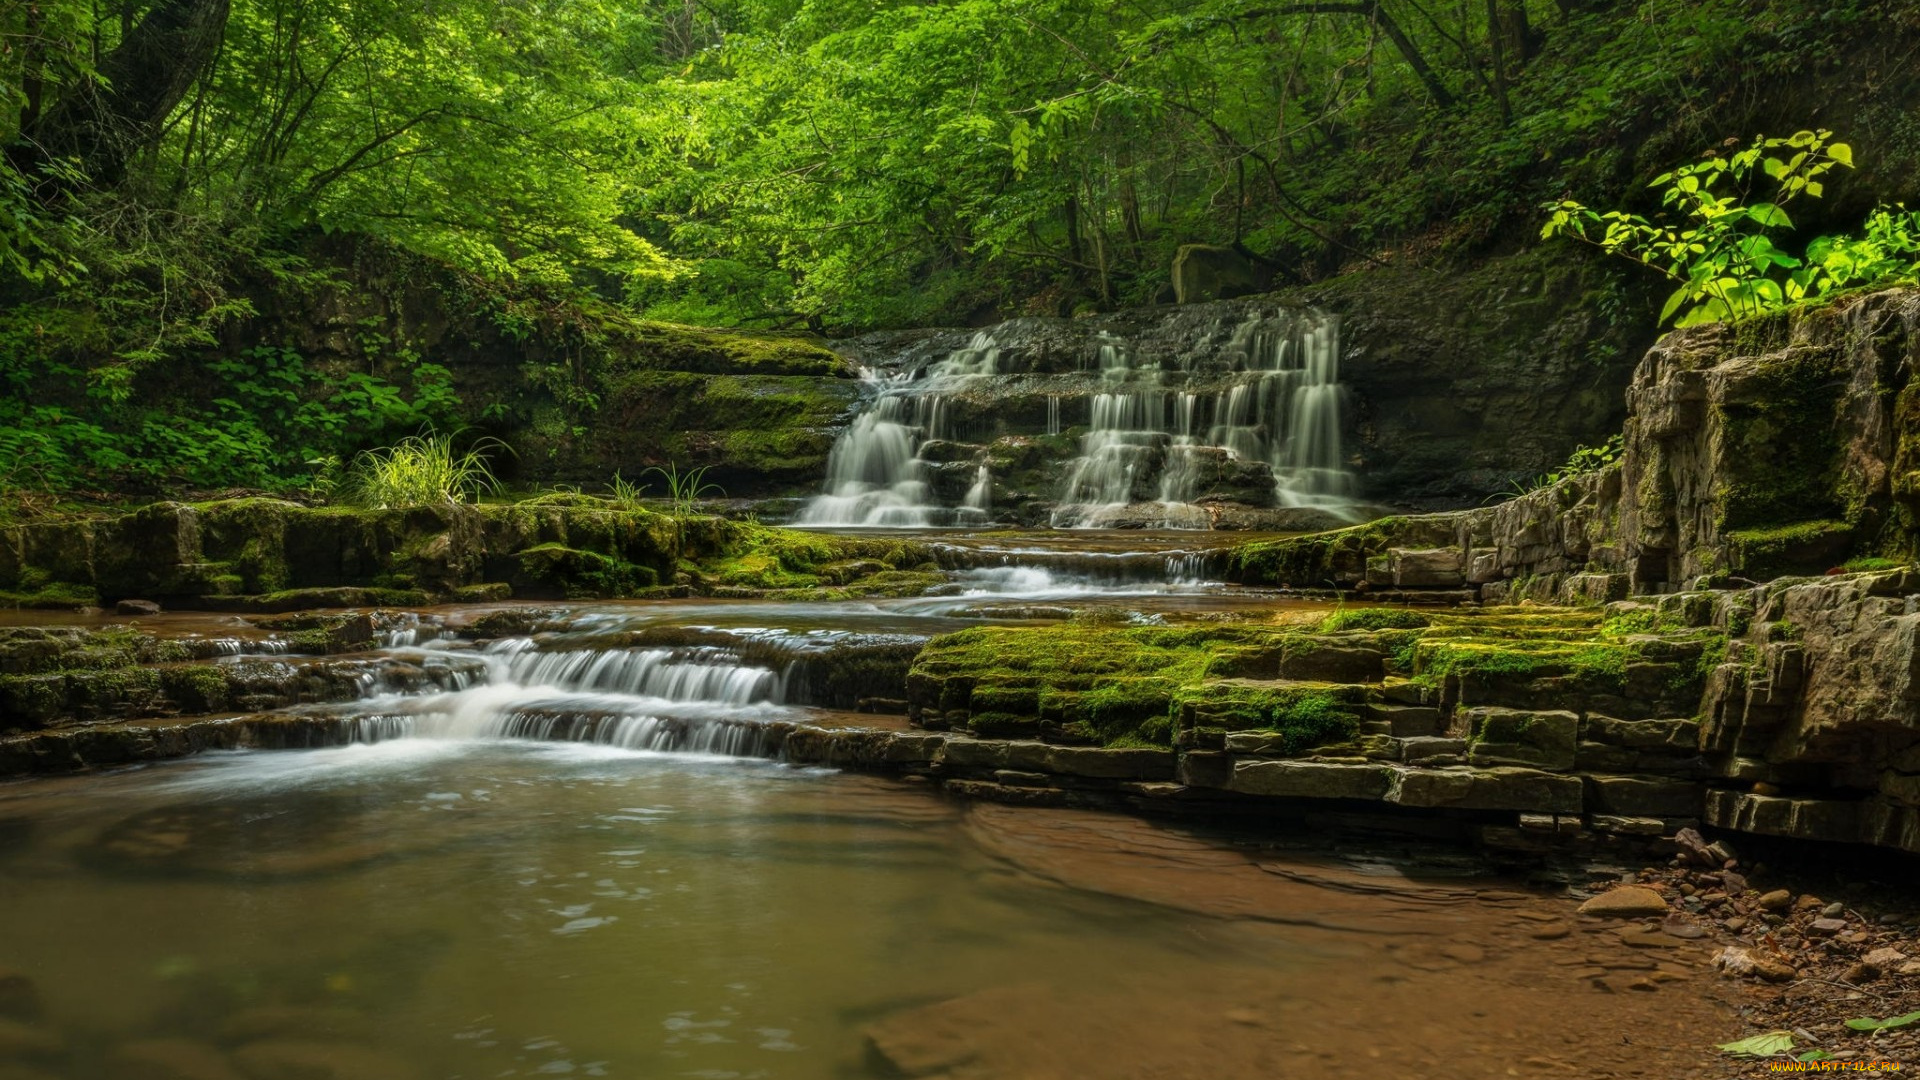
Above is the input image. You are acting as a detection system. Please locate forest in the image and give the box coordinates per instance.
[2,0,1919,498]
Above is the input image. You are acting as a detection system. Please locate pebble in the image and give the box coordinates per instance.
[1865,947,1908,968]
[1822,902,1846,918]
[1758,889,1793,912]
[1724,916,1750,933]
[1810,918,1848,936]
[1577,885,1670,918]
[1529,922,1573,940]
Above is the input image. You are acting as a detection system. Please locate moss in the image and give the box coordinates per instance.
[0,581,100,608]
[1843,556,1906,572]
[161,665,235,714]
[1170,681,1362,754]
[514,544,658,599]
[1725,519,1854,579]
[1319,607,1431,632]
[1410,636,1636,692]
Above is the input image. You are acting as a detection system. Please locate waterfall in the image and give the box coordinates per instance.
[800,307,1356,529]
[798,331,1002,527]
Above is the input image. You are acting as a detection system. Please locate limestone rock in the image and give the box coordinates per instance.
[1226,760,1391,800]
[1577,885,1670,918]
[1170,244,1262,304]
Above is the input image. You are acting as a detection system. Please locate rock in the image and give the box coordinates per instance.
[1809,918,1847,936]
[218,1008,374,1046]
[1529,922,1572,940]
[1170,244,1263,304]
[1226,760,1391,800]
[1754,960,1798,983]
[1844,962,1880,985]
[1757,889,1793,911]
[1461,708,1578,771]
[1900,961,1920,977]
[1577,885,1670,918]
[1723,916,1749,933]
[1821,901,1846,918]
[0,1019,59,1058]
[1795,895,1825,912]
[1586,775,1702,817]
[1618,929,1682,949]
[1440,943,1486,963]
[1720,870,1748,895]
[1713,946,1796,982]
[1865,947,1908,968]
[105,1039,245,1080]
[0,973,39,1022]
[1388,765,1584,813]
[115,599,163,616]
[229,1041,419,1080]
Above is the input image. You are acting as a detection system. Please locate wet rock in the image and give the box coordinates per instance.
[1388,765,1584,813]
[1757,889,1793,911]
[1528,922,1572,940]
[1577,886,1669,918]
[0,1018,60,1058]
[1460,708,1577,771]
[115,599,163,616]
[1821,901,1845,918]
[1585,776,1702,817]
[1226,760,1391,800]
[0,972,39,1022]
[106,1038,245,1080]
[1045,746,1176,781]
[218,1007,375,1046]
[1809,918,1847,936]
[230,1040,420,1080]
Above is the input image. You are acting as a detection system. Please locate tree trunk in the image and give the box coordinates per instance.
[10,0,231,189]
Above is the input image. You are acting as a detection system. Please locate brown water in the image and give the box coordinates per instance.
[0,743,1734,1080]
[0,529,1739,1077]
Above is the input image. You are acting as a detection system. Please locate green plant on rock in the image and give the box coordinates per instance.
[643,464,724,514]
[346,434,506,508]
[1544,130,1920,327]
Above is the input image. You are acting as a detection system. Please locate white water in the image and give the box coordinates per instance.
[797,332,1003,527]
[798,309,1355,529]
[1052,309,1353,527]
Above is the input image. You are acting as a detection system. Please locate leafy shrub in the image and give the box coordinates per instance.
[1544,130,1920,326]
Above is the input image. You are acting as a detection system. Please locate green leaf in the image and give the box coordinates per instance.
[1718,1032,1795,1057]
[1659,286,1692,323]
[1829,143,1855,167]
[1746,203,1793,228]
[1844,1011,1920,1032]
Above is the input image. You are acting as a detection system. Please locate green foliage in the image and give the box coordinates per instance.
[1844,1011,1920,1032]
[345,434,506,508]
[1716,1031,1795,1057]
[1545,130,1920,326]
[1497,434,1626,499]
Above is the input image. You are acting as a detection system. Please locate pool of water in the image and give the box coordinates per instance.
[0,739,1737,1080]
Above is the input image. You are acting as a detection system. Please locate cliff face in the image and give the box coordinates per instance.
[1227,287,1920,853]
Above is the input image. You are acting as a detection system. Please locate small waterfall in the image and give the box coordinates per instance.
[800,305,1356,530]
[1051,309,1353,527]
[338,637,793,756]
[799,332,1003,527]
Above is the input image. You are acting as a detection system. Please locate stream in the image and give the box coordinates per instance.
[0,528,1735,1079]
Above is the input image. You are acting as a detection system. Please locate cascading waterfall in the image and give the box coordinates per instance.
[799,306,1356,529]
[339,638,793,755]
[1052,309,1353,527]
[798,332,1003,527]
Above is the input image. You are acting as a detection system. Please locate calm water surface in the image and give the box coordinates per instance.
[0,742,1318,1079]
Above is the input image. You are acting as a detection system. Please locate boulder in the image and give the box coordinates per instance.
[1171,244,1263,304]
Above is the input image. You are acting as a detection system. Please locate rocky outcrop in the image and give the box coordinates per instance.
[0,497,938,608]
[1234,287,1920,597]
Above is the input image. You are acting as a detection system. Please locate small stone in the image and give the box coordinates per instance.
[1844,962,1881,985]
[1757,889,1792,912]
[1529,922,1573,940]
[1724,916,1749,933]
[115,599,162,616]
[1822,902,1846,918]
[1795,895,1825,912]
[1721,871,1749,894]
[1577,885,1670,918]
[1865,947,1908,968]
[1660,918,1708,940]
[1810,918,1847,936]
[1754,960,1798,983]
[1898,961,1920,977]
[1619,929,1682,949]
